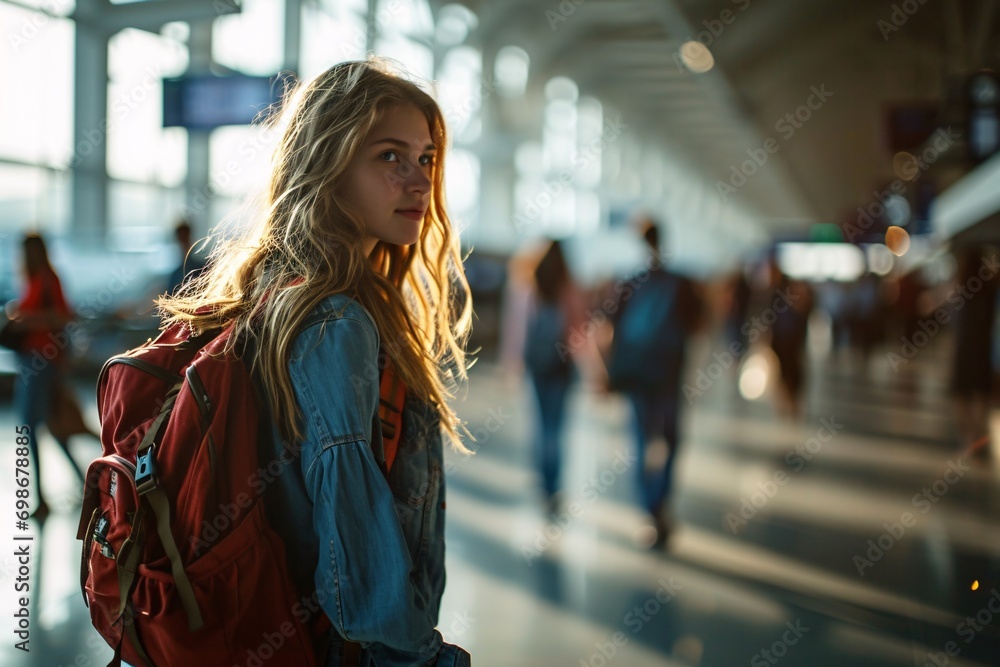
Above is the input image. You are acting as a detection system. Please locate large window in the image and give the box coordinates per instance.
[106,27,188,185]
[208,125,278,197]
[513,76,607,238]
[374,0,434,81]
[0,164,70,232]
[212,0,284,76]
[0,0,493,247]
[0,2,74,233]
[299,0,367,79]
[0,3,73,168]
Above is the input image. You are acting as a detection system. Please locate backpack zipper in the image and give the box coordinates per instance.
[108,454,136,476]
[184,366,216,475]
[185,365,212,420]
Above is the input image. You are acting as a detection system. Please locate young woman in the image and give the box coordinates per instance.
[9,232,80,520]
[157,59,472,666]
[521,240,578,515]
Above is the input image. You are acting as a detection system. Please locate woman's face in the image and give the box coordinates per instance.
[341,104,435,254]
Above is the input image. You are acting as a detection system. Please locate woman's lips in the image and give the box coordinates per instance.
[396,209,425,221]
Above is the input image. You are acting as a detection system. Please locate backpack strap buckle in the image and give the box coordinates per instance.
[135,444,158,495]
[134,383,177,497]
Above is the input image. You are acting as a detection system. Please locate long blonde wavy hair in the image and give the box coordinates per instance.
[157,59,472,449]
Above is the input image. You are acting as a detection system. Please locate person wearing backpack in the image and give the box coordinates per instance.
[606,220,701,548]
[82,59,472,666]
[518,239,586,516]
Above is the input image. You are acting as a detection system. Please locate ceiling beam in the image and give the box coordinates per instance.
[73,0,240,34]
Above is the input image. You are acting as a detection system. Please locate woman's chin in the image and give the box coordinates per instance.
[369,222,423,249]
[394,226,423,247]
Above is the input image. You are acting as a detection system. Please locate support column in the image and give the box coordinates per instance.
[366,0,378,54]
[477,45,522,251]
[183,21,213,235]
[71,2,108,243]
[68,0,241,243]
[284,0,302,74]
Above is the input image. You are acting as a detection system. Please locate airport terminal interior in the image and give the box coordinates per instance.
[2,0,1000,665]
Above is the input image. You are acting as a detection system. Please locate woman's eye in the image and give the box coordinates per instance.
[419,154,435,167]
[379,151,399,162]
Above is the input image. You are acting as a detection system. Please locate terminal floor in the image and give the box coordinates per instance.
[1,336,998,667]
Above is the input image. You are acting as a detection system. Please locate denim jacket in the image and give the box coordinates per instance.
[263,294,470,666]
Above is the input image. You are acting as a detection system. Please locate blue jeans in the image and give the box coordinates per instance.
[626,387,681,516]
[529,372,572,498]
[14,351,58,503]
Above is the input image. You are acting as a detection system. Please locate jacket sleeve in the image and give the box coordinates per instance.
[289,315,454,665]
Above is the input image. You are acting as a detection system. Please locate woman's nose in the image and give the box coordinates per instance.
[406,160,431,194]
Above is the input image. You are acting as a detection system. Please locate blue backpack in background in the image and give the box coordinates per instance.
[607,269,685,392]
[524,301,573,378]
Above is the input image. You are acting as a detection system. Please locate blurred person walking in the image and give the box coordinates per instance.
[166,219,207,295]
[514,239,591,516]
[6,233,85,519]
[725,267,752,363]
[850,271,884,364]
[951,246,998,461]
[606,220,701,547]
[768,260,814,417]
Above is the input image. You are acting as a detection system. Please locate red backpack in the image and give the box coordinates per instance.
[77,320,406,666]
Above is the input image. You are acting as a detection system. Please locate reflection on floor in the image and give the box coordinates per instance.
[1,335,998,666]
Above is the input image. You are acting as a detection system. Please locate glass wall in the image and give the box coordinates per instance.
[0,2,74,233]
[3,0,714,269]
[1,0,497,248]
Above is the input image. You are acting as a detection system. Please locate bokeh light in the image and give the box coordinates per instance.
[680,41,714,74]
[885,226,911,256]
[739,353,770,400]
[866,243,895,275]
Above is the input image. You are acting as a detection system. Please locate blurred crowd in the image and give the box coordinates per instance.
[496,216,999,547]
[3,219,998,540]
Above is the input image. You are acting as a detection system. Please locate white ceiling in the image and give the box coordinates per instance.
[438,0,999,237]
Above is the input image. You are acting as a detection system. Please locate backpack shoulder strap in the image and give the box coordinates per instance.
[133,383,204,631]
[247,328,406,475]
[378,357,406,473]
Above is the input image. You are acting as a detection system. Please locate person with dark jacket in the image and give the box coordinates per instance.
[608,220,701,547]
